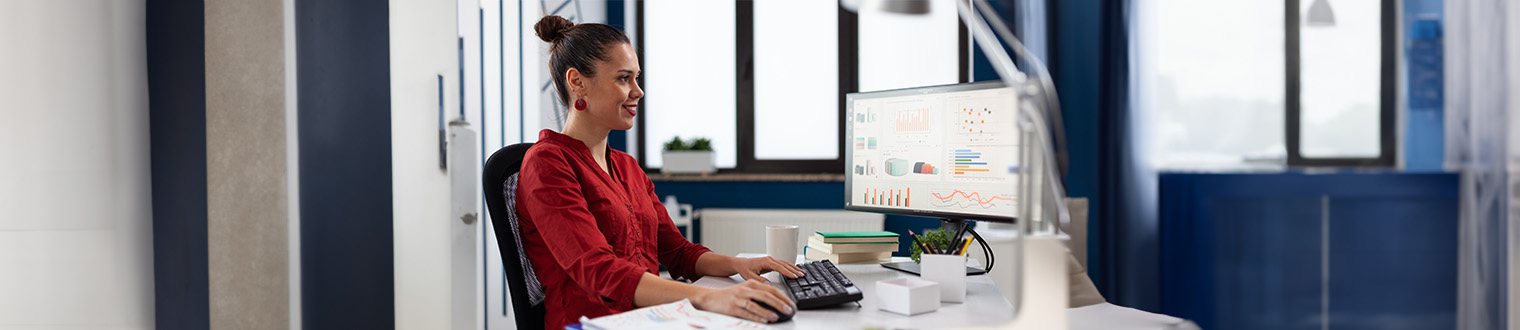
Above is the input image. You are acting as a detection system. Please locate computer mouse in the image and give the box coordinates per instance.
[754,299,794,323]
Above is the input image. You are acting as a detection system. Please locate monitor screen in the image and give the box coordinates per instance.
[844,81,1020,222]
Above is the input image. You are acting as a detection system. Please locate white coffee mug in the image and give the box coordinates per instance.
[766,225,800,263]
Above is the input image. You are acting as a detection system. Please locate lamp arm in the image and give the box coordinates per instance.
[955,0,1069,181]
[957,0,1071,229]
[1019,97,1073,230]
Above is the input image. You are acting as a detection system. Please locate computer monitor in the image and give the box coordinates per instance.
[844,81,1019,223]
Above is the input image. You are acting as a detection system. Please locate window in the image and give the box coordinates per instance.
[751,0,838,161]
[1289,0,1394,165]
[635,1,968,173]
[1141,1,1285,167]
[640,0,737,169]
[1139,0,1395,168]
[856,0,962,92]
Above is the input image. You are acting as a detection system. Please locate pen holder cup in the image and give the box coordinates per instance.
[876,278,940,316]
[919,254,967,303]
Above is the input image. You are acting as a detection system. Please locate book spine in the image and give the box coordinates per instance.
[810,237,900,253]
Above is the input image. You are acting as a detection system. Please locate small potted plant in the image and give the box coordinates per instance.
[661,136,716,176]
[910,227,955,263]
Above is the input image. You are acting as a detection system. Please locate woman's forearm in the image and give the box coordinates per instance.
[632,272,711,307]
[693,251,739,277]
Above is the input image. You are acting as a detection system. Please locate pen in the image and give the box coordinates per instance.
[956,237,973,255]
[908,230,937,255]
[908,230,930,254]
[949,225,969,251]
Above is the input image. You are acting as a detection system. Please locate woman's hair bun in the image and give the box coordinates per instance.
[535,15,575,43]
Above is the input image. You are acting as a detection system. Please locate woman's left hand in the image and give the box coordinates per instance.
[733,256,806,283]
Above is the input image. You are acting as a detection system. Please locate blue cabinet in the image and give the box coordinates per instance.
[1159,173,1458,330]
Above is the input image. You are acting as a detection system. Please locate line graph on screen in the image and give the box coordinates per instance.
[930,189,1016,209]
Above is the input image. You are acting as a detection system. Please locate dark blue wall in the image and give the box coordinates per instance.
[1160,172,1459,330]
[146,0,210,328]
[607,0,628,152]
[297,0,394,328]
[653,181,943,256]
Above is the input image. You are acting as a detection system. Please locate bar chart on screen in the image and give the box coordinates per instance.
[895,108,931,132]
[853,137,879,150]
[949,149,988,172]
[885,158,939,176]
[860,187,912,207]
[854,107,878,123]
[852,159,879,176]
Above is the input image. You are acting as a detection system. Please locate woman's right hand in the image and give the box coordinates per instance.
[692,279,795,324]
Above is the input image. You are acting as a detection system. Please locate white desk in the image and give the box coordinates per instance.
[693,255,1015,329]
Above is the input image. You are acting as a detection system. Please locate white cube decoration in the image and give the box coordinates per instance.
[876,278,940,316]
[920,254,967,303]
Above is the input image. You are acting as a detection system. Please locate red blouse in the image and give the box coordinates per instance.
[516,129,712,330]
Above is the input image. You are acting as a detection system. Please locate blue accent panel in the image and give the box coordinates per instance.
[1328,198,1458,330]
[653,181,844,209]
[1404,0,1444,171]
[146,0,210,328]
[1162,191,1324,330]
[297,0,394,328]
[651,181,939,256]
[1406,108,1444,170]
[1160,173,1458,330]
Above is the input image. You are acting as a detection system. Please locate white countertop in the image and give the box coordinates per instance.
[693,255,1015,329]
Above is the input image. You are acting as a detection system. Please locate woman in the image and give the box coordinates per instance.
[516,15,804,329]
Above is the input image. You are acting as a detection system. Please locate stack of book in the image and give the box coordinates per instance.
[803,231,900,263]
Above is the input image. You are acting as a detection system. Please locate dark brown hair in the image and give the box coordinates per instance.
[534,15,631,107]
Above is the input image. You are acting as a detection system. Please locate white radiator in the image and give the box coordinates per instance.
[697,208,885,257]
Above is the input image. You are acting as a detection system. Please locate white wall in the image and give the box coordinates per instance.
[0,1,153,329]
[391,0,473,329]
[481,2,605,328]
[479,0,523,327]
[521,0,606,142]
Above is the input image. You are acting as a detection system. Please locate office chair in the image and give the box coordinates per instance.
[483,142,545,330]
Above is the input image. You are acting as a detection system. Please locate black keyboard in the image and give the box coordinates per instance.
[783,260,863,309]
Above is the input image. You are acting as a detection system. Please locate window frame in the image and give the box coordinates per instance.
[634,1,970,174]
[1284,0,1397,167]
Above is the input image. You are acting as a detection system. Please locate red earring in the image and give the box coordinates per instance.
[574,98,587,111]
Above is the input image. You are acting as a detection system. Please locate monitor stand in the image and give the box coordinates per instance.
[881,218,988,276]
[880,261,987,276]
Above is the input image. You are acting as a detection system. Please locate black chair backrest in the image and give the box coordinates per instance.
[482,142,543,330]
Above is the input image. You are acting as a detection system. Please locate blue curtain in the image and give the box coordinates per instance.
[1050,0,1151,311]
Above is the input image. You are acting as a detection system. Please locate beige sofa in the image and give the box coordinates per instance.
[1063,198,1200,330]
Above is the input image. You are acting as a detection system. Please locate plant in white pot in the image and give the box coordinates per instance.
[661,136,716,176]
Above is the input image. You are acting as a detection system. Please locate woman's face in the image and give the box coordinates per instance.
[573,42,643,131]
